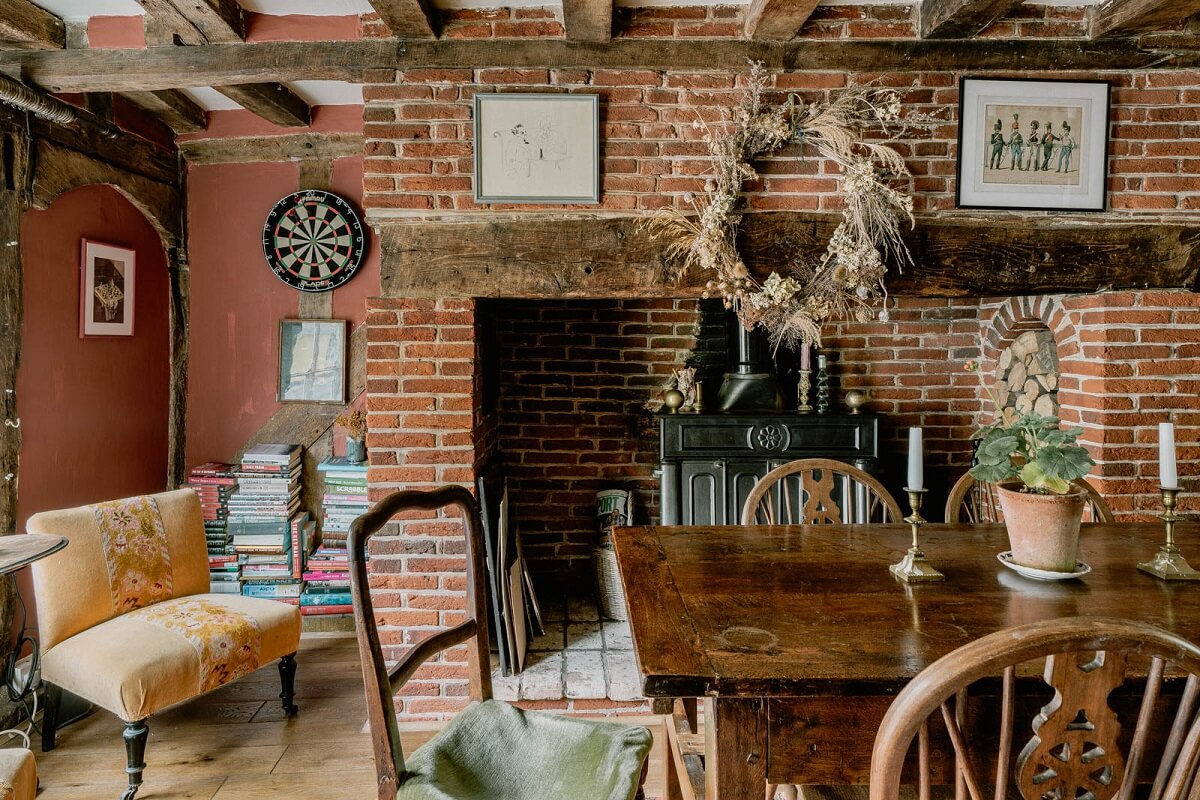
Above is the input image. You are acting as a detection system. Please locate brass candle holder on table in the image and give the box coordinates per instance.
[797,370,813,414]
[1138,487,1200,581]
[890,489,945,583]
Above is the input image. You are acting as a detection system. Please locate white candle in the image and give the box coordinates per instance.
[1160,422,1178,489]
[907,427,924,491]
[800,344,811,371]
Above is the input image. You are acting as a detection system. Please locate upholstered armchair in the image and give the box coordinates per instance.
[27,489,302,800]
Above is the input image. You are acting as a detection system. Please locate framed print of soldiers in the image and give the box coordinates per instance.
[985,116,1075,173]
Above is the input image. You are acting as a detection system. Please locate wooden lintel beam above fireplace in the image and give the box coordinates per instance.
[377,213,1200,299]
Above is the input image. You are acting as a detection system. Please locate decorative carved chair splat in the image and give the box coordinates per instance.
[869,618,1200,800]
[741,458,902,526]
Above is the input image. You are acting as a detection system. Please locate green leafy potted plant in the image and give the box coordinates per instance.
[966,361,1095,572]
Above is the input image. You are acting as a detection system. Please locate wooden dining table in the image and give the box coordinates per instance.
[613,521,1200,800]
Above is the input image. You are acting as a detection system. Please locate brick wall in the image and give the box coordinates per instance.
[489,299,700,585]
[357,4,1200,719]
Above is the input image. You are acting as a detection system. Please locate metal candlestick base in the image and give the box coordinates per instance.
[890,488,945,583]
[797,369,812,414]
[1138,487,1200,581]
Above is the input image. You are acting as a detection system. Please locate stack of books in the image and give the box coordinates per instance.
[187,462,240,594]
[228,444,305,603]
[301,456,367,616]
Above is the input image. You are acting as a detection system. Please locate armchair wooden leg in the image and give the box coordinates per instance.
[121,720,149,800]
[40,682,61,752]
[278,653,299,716]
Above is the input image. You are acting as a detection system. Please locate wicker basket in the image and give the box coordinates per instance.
[593,545,629,621]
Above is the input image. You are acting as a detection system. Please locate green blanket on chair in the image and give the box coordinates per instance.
[398,699,653,800]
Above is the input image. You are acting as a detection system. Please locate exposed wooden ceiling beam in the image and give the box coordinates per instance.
[367,0,440,38]
[920,0,1026,38]
[744,0,820,41]
[562,0,613,42]
[0,0,65,50]
[215,82,310,127]
[0,38,1194,94]
[1090,0,1200,37]
[134,0,205,45]
[179,132,363,164]
[169,0,246,43]
[121,89,207,133]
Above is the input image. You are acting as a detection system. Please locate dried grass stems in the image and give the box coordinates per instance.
[645,63,925,350]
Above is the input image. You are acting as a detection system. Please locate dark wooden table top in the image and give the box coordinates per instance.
[613,522,1200,698]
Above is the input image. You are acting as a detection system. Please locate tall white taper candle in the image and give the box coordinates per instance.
[907,427,924,491]
[1160,421,1178,489]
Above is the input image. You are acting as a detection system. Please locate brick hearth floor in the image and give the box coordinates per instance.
[491,594,647,708]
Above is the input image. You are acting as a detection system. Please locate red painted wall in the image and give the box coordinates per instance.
[16,184,171,525]
[184,148,379,469]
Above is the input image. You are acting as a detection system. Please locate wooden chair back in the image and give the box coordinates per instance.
[349,486,493,800]
[944,473,1115,523]
[869,617,1200,800]
[741,458,903,525]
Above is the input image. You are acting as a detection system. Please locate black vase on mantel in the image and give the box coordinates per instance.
[717,316,783,412]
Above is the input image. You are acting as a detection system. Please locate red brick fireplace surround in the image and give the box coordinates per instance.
[358,5,1200,719]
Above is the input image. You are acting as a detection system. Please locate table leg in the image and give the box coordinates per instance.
[705,697,768,800]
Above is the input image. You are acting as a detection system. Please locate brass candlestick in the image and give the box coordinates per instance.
[1138,487,1200,581]
[890,489,945,583]
[797,370,813,414]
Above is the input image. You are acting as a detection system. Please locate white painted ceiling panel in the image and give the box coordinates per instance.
[288,80,365,105]
[181,87,244,111]
[237,0,373,12]
[29,0,144,19]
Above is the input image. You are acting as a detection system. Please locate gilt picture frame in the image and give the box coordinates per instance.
[277,318,347,404]
[957,77,1111,211]
[473,93,600,204]
[80,240,136,337]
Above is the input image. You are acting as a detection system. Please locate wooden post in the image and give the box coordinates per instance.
[705,697,769,800]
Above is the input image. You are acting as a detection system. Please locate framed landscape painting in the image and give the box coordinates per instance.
[957,78,1111,211]
[278,318,347,404]
[473,93,600,204]
[80,240,135,337]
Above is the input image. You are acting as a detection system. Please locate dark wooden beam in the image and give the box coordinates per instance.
[744,0,821,42]
[375,213,1200,299]
[367,0,440,38]
[1091,0,1200,37]
[167,0,246,43]
[214,82,310,127]
[0,0,65,49]
[920,0,1026,38]
[121,89,207,133]
[3,38,1194,94]
[134,0,205,45]
[179,132,362,164]
[562,0,613,42]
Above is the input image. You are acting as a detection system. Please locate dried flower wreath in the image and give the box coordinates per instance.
[646,63,919,349]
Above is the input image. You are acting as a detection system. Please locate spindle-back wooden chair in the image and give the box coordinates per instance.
[944,473,1115,524]
[869,617,1200,800]
[741,458,903,526]
[349,486,652,800]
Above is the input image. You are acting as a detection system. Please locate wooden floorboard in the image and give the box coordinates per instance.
[33,633,666,799]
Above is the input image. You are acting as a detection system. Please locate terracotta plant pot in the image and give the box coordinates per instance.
[996,481,1086,572]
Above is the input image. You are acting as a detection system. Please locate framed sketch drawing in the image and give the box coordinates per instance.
[473,93,600,204]
[80,240,135,337]
[278,319,347,404]
[957,78,1110,211]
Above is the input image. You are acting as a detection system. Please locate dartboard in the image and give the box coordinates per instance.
[262,190,366,292]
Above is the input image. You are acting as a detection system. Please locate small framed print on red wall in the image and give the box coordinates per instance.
[80,240,136,337]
